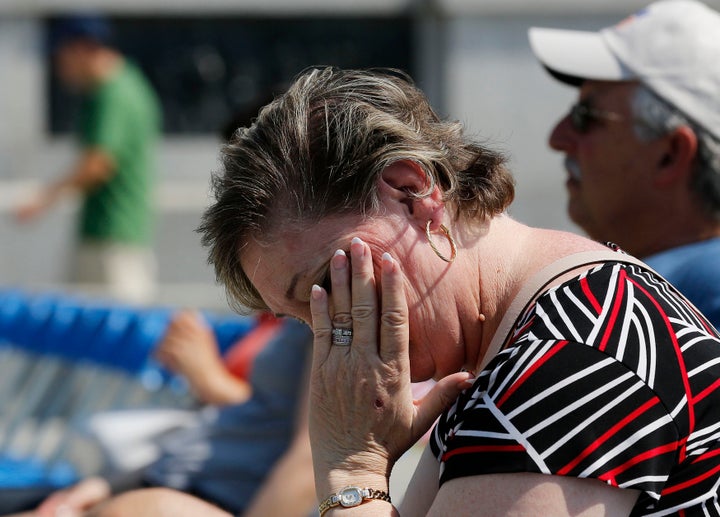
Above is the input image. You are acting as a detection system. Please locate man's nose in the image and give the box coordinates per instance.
[549,114,575,153]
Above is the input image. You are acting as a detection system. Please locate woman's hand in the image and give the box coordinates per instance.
[308,237,472,498]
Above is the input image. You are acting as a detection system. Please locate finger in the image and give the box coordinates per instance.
[379,252,409,363]
[413,372,474,439]
[66,477,111,510]
[330,249,352,328]
[171,313,190,332]
[54,505,82,517]
[310,284,333,361]
[188,310,211,330]
[36,491,71,517]
[349,237,378,351]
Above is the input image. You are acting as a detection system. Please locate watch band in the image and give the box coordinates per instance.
[318,486,391,516]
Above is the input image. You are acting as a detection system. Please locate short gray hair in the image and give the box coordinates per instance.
[199,67,514,312]
[631,84,720,217]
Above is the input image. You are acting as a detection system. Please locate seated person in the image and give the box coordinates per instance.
[12,312,315,517]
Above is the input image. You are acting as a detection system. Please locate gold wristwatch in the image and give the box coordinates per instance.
[318,486,391,516]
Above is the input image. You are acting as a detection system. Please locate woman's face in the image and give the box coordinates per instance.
[240,212,469,381]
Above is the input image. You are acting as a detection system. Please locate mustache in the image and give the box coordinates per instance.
[565,157,582,181]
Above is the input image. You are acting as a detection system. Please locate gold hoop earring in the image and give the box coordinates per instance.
[425,220,457,263]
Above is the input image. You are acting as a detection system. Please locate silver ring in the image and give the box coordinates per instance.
[331,328,353,346]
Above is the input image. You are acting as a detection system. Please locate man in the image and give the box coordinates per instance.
[16,15,160,304]
[529,0,720,328]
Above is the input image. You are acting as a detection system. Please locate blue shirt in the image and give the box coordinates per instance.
[644,237,720,330]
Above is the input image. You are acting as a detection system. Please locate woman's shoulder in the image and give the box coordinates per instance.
[502,231,623,316]
[528,228,609,261]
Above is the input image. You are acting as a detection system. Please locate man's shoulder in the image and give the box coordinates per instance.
[643,239,720,328]
[645,238,720,277]
[99,62,158,108]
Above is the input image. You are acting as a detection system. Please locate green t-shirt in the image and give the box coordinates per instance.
[78,61,160,245]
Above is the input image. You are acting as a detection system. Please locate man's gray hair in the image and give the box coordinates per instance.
[199,67,515,312]
[632,85,720,217]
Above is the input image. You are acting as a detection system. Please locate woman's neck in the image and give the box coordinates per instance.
[456,215,534,374]
[466,220,608,373]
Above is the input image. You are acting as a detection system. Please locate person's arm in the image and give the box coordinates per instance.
[367,442,639,517]
[242,353,317,517]
[86,488,232,517]
[155,310,251,406]
[428,472,639,516]
[14,148,114,222]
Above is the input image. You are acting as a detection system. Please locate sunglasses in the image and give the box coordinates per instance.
[569,100,624,133]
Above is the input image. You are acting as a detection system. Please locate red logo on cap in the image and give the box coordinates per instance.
[615,8,648,28]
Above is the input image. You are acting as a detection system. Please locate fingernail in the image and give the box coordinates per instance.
[332,249,347,269]
[350,237,365,257]
[311,284,323,300]
[458,377,476,390]
[382,252,394,272]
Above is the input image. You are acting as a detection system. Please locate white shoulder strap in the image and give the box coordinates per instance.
[478,250,652,371]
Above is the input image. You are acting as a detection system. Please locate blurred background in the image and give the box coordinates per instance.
[3,0,713,310]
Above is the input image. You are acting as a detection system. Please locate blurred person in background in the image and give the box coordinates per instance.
[530,0,720,328]
[15,14,161,304]
[9,312,315,517]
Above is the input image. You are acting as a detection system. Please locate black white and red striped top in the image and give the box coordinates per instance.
[430,261,720,516]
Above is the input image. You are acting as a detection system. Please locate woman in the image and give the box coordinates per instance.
[200,68,720,516]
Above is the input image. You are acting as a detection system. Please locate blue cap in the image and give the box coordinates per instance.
[49,14,112,52]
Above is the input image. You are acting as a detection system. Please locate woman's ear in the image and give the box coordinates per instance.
[378,160,446,228]
[654,125,697,187]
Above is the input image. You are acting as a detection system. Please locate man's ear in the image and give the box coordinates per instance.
[378,160,446,228]
[654,125,697,187]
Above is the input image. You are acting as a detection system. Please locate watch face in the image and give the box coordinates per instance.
[339,487,363,507]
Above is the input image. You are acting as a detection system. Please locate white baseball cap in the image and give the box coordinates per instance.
[529,0,720,140]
